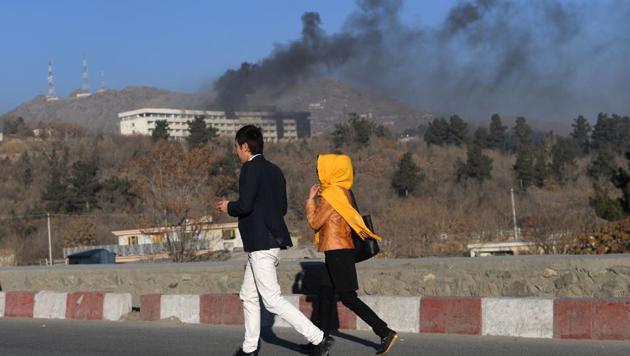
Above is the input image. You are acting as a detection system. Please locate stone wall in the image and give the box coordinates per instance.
[1,254,629,307]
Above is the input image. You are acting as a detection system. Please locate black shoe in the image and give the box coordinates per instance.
[309,335,335,356]
[376,330,398,355]
[233,348,258,356]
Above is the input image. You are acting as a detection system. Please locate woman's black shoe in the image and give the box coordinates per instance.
[376,330,398,355]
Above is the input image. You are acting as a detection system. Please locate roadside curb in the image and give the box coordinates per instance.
[0,291,132,321]
[140,294,630,340]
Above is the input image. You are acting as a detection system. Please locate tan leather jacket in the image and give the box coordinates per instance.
[305,190,355,252]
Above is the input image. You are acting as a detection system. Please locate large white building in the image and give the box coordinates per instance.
[118,108,311,142]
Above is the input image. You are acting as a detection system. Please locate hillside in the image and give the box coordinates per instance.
[248,79,434,134]
[0,87,211,133]
[1,80,435,135]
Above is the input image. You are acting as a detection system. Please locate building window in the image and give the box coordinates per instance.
[151,235,164,244]
[128,236,138,245]
[222,229,236,240]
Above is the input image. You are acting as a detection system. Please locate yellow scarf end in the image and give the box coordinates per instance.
[358,230,382,241]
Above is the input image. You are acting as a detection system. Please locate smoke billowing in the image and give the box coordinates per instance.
[213,0,630,122]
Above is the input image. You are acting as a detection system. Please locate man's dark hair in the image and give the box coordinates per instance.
[235,125,264,155]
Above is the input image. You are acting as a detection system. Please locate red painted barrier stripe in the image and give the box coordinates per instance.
[66,292,105,320]
[4,292,35,318]
[420,297,482,335]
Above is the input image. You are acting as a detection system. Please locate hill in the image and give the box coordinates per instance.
[248,79,434,134]
[1,80,434,134]
[0,87,210,133]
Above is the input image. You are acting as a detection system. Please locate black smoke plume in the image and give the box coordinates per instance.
[213,0,630,121]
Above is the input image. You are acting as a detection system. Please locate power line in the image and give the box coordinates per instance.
[0,212,145,221]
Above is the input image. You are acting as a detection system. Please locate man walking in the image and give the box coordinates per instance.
[216,125,333,356]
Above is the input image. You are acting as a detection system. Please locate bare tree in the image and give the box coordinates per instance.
[129,142,216,262]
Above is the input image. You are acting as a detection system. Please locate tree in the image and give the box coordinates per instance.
[2,116,31,136]
[456,144,493,183]
[611,152,630,215]
[152,120,170,141]
[447,115,468,146]
[348,113,375,145]
[67,157,101,212]
[208,143,241,197]
[424,117,449,146]
[100,176,137,212]
[588,151,630,221]
[587,147,617,181]
[590,113,630,153]
[16,151,33,188]
[130,142,215,262]
[472,126,489,148]
[513,146,536,189]
[187,116,217,149]
[533,147,550,188]
[589,183,625,221]
[391,152,422,197]
[511,117,532,153]
[550,137,579,185]
[487,114,508,152]
[375,124,391,138]
[331,123,351,149]
[571,115,591,155]
[41,148,71,213]
[62,217,98,248]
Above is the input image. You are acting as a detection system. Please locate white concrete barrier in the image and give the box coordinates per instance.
[34,291,67,319]
[0,292,5,317]
[356,296,420,333]
[104,293,133,321]
[160,294,200,324]
[482,298,554,338]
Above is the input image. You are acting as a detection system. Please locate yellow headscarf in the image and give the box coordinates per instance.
[314,154,382,244]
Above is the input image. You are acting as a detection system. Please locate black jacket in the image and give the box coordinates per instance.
[228,155,293,252]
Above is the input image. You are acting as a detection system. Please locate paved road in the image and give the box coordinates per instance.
[0,319,629,355]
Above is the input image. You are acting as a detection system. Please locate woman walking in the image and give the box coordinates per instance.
[305,153,398,355]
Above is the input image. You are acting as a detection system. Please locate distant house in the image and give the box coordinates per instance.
[0,132,4,142]
[112,220,242,251]
[62,217,243,263]
[32,128,55,138]
[0,248,16,266]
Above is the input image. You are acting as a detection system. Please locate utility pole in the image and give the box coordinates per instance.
[47,213,53,265]
[510,188,519,240]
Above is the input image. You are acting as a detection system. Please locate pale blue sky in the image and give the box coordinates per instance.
[0,1,457,113]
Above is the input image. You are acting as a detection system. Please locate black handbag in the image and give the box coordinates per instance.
[349,191,380,263]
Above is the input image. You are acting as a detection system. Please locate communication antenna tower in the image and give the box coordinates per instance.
[46,60,59,101]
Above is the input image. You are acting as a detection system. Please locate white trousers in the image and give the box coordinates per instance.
[240,248,323,353]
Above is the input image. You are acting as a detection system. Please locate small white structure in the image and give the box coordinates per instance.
[0,248,15,266]
[33,128,55,138]
[112,218,242,252]
[467,241,540,257]
[118,108,311,142]
[0,132,3,142]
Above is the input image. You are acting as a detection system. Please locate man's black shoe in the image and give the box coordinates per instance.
[376,330,399,355]
[233,348,258,356]
[309,335,335,356]
[299,342,315,352]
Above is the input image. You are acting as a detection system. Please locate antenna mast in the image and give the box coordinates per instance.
[46,60,59,101]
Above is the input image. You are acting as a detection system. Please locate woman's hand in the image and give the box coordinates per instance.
[308,184,321,199]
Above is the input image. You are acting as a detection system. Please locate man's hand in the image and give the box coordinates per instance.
[215,198,229,214]
[308,184,321,200]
